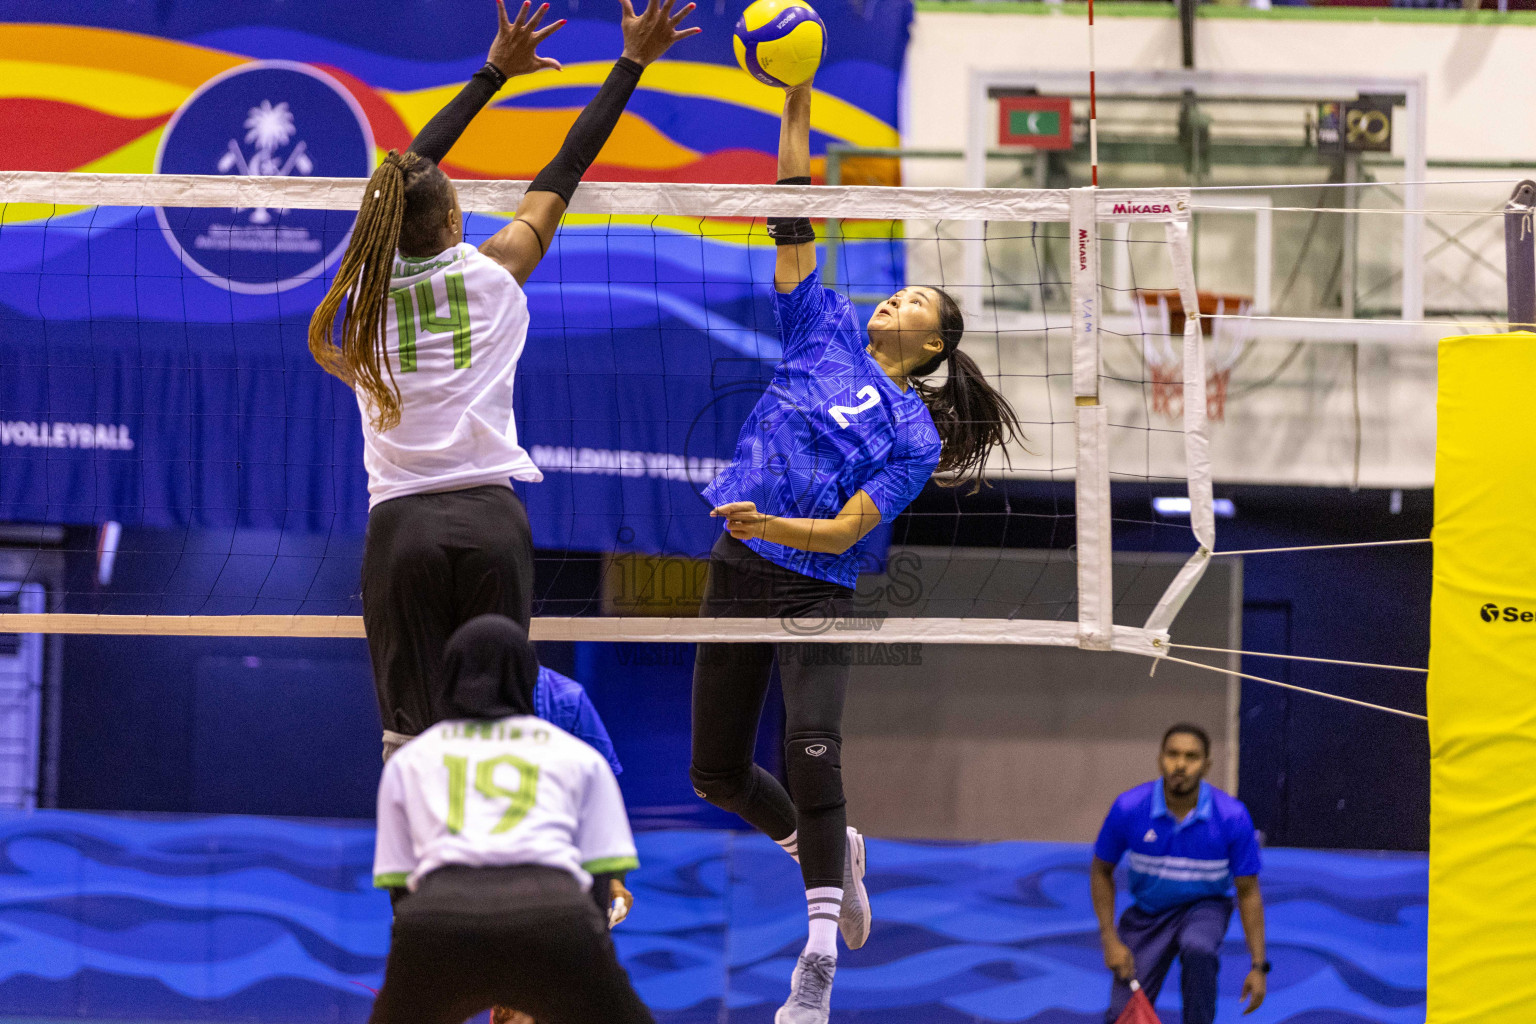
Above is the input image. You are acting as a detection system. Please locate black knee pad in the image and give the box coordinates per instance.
[784,733,845,813]
[688,764,755,813]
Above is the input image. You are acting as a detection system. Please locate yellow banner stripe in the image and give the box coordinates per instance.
[388,61,898,149]
[0,24,243,87]
[0,60,190,118]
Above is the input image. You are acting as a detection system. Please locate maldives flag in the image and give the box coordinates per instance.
[1116,981,1161,1024]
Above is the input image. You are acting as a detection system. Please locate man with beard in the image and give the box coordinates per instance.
[1090,724,1268,1023]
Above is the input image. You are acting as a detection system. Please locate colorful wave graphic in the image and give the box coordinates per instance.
[0,811,1426,1024]
[0,19,901,208]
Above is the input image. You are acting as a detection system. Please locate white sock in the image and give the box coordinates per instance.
[804,886,843,958]
[776,830,801,863]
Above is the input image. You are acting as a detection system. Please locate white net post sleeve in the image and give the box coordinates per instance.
[1070,187,1113,652]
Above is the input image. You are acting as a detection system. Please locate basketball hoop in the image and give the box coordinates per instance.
[1134,290,1252,424]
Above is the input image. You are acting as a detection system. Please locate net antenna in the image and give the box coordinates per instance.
[0,170,1211,666]
[1087,0,1099,188]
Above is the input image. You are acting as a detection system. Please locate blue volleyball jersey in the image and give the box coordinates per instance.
[534,666,623,776]
[702,270,942,588]
[1094,780,1262,915]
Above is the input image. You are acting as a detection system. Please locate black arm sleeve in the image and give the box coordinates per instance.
[768,175,815,246]
[528,58,644,204]
[407,63,508,165]
[590,872,620,918]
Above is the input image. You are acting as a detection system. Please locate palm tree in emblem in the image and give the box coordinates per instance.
[218,99,315,224]
[245,100,296,161]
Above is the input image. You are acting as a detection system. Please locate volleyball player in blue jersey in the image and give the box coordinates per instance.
[688,81,1023,1024]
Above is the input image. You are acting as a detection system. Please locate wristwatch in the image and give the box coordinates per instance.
[1252,960,1272,974]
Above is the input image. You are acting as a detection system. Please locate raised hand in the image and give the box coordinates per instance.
[619,0,701,67]
[488,0,567,78]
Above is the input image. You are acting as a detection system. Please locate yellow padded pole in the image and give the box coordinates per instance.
[1428,332,1536,1023]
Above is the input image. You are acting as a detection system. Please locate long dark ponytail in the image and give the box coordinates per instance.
[909,287,1025,492]
[308,150,453,433]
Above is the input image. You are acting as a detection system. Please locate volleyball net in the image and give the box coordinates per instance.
[0,170,1224,652]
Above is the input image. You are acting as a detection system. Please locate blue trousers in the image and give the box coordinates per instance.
[1104,897,1233,1024]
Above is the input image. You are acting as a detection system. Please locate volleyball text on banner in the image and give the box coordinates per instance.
[1427,332,1536,1024]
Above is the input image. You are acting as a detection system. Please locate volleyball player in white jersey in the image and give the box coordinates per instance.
[308,0,698,760]
[371,614,650,1024]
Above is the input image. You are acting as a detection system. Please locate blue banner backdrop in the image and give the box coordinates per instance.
[0,1,912,557]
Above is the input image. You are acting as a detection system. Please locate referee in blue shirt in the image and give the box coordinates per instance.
[1091,724,1268,1022]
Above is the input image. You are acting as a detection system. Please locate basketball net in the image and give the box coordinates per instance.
[1136,290,1251,423]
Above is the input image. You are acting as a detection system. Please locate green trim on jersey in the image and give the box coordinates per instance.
[373,872,410,889]
[582,855,639,875]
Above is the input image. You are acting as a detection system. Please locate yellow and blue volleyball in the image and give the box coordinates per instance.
[732,0,826,89]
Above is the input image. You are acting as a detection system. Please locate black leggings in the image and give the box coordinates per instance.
[369,865,653,1024]
[362,484,534,741]
[690,533,853,889]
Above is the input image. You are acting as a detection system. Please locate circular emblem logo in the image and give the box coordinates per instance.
[1481,602,1500,623]
[154,61,374,294]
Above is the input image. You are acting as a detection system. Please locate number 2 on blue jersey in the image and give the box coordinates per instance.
[829,385,881,428]
[390,271,472,372]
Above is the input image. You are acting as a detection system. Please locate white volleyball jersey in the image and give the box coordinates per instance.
[359,242,542,508]
[373,716,638,893]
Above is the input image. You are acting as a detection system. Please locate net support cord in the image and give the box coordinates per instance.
[1143,217,1214,635]
[1159,655,1427,722]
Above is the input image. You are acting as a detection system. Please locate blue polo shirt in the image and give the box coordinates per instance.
[1093,780,1261,915]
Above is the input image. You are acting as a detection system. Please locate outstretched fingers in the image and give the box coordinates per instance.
[670,1,697,28]
[618,0,638,20]
[497,0,515,32]
[525,3,551,31]
[532,18,566,42]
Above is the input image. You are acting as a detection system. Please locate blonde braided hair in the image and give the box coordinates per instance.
[308,150,424,432]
